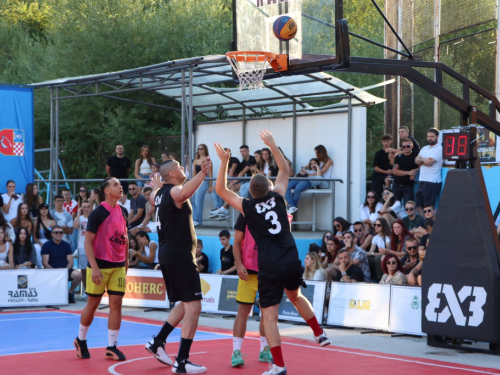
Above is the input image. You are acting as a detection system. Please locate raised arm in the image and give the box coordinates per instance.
[260,129,289,196]
[214,143,244,213]
[171,158,212,205]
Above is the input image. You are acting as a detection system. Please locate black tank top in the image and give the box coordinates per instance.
[195,164,201,174]
[242,191,299,272]
[155,184,196,263]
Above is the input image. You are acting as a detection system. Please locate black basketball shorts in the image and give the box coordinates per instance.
[258,260,304,308]
[159,260,202,303]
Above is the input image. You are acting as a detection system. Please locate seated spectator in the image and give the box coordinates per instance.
[0,210,15,243]
[62,188,78,219]
[368,218,391,255]
[378,188,406,226]
[24,182,43,219]
[118,193,131,216]
[412,203,436,242]
[278,147,295,177]
[359,190,383,233]
[333,249,364,283]
[315,144,334,183]
[146,163,160,187]
[333,216,353,241]
[249,150,263,175]
[33,203,56,267]
[192,144,213,227]
[41,225,82,303]
[210,148,240,219]
[303,252,327,281]
[353,221,372,250]
[259,148,279,177]
[400,237,420,274]
[403,200,425,234]
[74,200,91,290]
[195,239,209,273]
[380,254,407,285]
[285,158,326,214]
[11,203,33,236]
[130,187,156,236]
[13,227,36,268]
[77,185,91,210]
[318,231,333,260]
[217,229,237,275]
[128,183,147,228]
[128,235,142,268]
[0,227,14,269]
[408,247,426,286]
[89,188,101,210]
[2,180,23,222]
[50,195,74,244]
[335,231,371,282]
[380,219,414,258]
[419,218,434,249]
[130,231,158,269]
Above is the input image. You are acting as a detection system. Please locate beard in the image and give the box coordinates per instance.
[428,139,437,145]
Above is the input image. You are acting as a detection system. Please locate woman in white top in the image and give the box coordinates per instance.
[285,158,324,213]
[0,210,15,243]
[134,145,156,193]
[132,231,158,269]
[0,227,14,269]
[368,217,391,255]
[2,180,23,222]
[359,190,383,233]
[303,252,327,281]
[378,188,406,226]
[314,145,333,189]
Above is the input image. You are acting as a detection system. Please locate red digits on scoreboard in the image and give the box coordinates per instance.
[445,136,455,155]
[457,135,467,155]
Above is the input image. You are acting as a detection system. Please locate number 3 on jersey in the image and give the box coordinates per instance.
[265,211,281,234]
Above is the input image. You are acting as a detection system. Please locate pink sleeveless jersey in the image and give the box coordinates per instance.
[93,202,127,263]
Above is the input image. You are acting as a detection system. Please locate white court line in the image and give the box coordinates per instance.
[108,352,206,375]
[0,316,79,322]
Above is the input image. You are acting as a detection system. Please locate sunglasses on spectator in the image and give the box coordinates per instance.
[129,188,136,191]
[386,261,397,265]
[367,195,376,199]
[335,225,341,229]
[424,209,433,213]
[382,192,390,195]
[354,229,363,233]
[79,189,86,192]
[197,147,204,150]
[407,246,418,250]
[405,207,414,211]
[374,223,382,227]
[53,231,63,235]
[402,145,412,149]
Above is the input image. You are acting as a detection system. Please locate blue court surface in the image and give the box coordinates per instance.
[0,311,230,356]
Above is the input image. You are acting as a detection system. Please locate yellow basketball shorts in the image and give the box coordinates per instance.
[235,274,258,304]
[86,267,126,297]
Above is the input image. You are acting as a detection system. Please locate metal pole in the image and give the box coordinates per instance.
[188,66,194,175]
[331,182,336,232]
[54,87,60,202]
[396,0,402,136]
[242,108,246,145]
[347,97,352,222]
[49,88,54,205]
[181,69,186,168]
[433,0,441,128]
[496,0,500,116]
[293,103,297,169]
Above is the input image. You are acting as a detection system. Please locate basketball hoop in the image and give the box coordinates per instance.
[225,51,288,90]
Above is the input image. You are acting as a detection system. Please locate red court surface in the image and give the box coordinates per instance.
[3,310,500,375]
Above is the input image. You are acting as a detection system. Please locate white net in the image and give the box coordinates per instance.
[226,52,272,90]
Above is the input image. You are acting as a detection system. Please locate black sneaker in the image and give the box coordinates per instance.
[172,358,207,374]
[74,337,90,359]
[145,336,173,366]
[105,344,126,361]
[68,293,76,304]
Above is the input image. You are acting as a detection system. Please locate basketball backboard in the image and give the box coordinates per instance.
[232,0,348,73]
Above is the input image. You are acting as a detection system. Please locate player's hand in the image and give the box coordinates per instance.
[201,157,212,176]
[151,173,164,191]
[260,129,276,147]
[214,143,230,163]
[92,267,103,286]
[237,264,249,281]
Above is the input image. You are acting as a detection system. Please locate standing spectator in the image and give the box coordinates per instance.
[378,188,406,225]
[13,227,36,268]
[403,201,425,233]
[368,218,391,254]
[400,237,420,274]
[210,148,240,218]
[195,239,209,273]
[0,210,15,243]
[50,195,74,245]
[217,229,236,275]
[74,200,92,291]
[77,186,91,210]
[392,138,419,203]
[380,254,407,285]
[24,183,43,219]
[117,193,131,216]
[0,227,14,269]
[371,135,393,196]
[62,188,78,219]
[132,231,158,269]
[33,203,56,267]
[337,231,371,282]
[353,221,372,250]
[127,183,147,228]
[41,225,82,303]
[89,188,101,210]
[303,252,327,281]
[333,249,365,282]
[161,152,168,162]
[168,152,177,161]
[415,128,443,216]
[399,126,420,154]
[285,158,326,214]
[2,180,22,222]
[380,219,414,258]
[11,203,33,236]
[134,145,156,193]
[106,144,132,193]
[191,144,213,227]
[359,190,383,232]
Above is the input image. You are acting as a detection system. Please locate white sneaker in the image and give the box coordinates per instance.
[262,364,287,375]
[217,214,230,221]
[287,206,298,214]
[314,330,331,347]
[209,208,222,218]
[209,207,220,214]
[193,221,199,227]
[145,337,173,366]
[172,359,207,374]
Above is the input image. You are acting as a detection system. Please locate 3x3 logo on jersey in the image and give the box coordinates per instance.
[255,197,282,234]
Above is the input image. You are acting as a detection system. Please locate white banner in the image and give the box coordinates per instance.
[200,274,242,315]
[101,269,169,309]
[327,283,391,330]
[278,281,326,323]
[389,286,425,336]
[0,269,68,307]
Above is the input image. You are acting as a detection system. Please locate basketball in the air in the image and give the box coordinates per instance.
[272,16,297,41]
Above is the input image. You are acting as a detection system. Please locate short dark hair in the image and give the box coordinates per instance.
[337,249,349,257]
[129,182,137,187]
[249,174,270,199]
[219,229,230,238]
[197,239,203,246]
[424,218,434,229]
[401,138,413,145]
[54,194,64,200]
[423,203,435,210]
[143,186,152,193]
[353,221,363,227]
[399,126,409,131]
[61,188,71,193]
[240,145,249,150]
[427,128,439,136]
[116,143,123,147]
[382,134,392,141]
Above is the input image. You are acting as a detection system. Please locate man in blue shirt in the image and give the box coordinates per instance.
[41,225,82,303]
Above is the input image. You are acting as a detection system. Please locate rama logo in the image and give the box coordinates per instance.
[425,283,487,327]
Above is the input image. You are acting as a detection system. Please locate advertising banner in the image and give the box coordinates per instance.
[200,274,240,315]
[327,283,391,330]
[389,286,425,336]
[278,281,326,322]
[101,269,168,309]
[0,269,67,307]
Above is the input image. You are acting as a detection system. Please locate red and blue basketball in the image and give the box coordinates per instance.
[272,16,297,41]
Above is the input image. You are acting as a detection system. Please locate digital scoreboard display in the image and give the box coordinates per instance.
[442,132,473,161]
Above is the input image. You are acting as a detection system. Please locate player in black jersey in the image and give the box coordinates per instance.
[145,158,211,374]
[215,130,330,375]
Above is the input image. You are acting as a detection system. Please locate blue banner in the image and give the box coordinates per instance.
[0,85,34,195]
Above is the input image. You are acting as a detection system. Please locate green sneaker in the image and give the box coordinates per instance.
[231,350,245,367]
[259,346,273,363]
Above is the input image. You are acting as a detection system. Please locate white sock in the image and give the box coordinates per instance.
[260,336,268,351]
[233,337,243,352]
[78,324,89,341]
[108,329,120,347]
